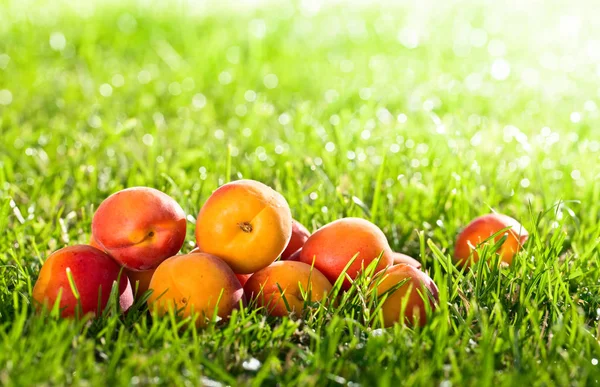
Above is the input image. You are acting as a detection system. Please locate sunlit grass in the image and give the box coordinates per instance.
[1,0,600,385]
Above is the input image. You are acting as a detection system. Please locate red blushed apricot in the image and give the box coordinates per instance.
[374,264,439,328]
[392,252,422,270]
[454,213,529,267]
[195,180,292,274]
[92,187,187,271]
[125,268,155,299]
[244,261,332,317]
[235,274,251,287]
[281,220,310,260]
[33,245,133,318]
[286,249,302,262]
[147,253,244,327]
[298,218,393,290]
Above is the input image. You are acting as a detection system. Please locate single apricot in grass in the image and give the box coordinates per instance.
[374,264,439,328]
[195,180,292,274]
[33,245,133,318]
[147,253,244,327]
[92,187,187,271]
[454,213,529,267]
[244,261,332,317]
[298,217,393,290]
[281,220,310,260]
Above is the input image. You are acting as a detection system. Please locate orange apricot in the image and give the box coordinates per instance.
[92,187,187,271]
[374,264,439,328]
[244,261,332,317]
[147,253,244,327]
[195,180,292,274]
[33,245,133,317]
[298,218,393,290]
[281,220,310,260]
[392,252,422,270]
[454,213,529,267]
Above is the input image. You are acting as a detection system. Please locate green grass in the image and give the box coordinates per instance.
[1,0,600,385]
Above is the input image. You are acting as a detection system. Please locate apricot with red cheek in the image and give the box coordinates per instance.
[298,218,393,290]
[281,220,310,260]
[286,249,302,262]
[392,252,422,270]
[147,253,244,327]
[33,245,133,317]
[195,180,292,274]
[235,273,251,287]
[244,261,332,317]
[454,213,529,267]
[92,187,187,271]
[374,264,438,328]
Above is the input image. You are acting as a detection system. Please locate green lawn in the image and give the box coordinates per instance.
[1,0,600,385]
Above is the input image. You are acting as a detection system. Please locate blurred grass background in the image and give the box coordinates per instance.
[1,0,600,385]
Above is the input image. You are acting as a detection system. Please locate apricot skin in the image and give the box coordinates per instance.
[125,268,155,299]
[375,264,439,328]
[33,245,133,318]
[454,214,529,267]
[147,253,244,327]
[298,218,393,290]
[195,180,292,274]
[392,252,422,270]
[92,187,187,271]
[287,249,302,262]
[281,220,310,260]
[244,261,332,317]
[235,274,251,287]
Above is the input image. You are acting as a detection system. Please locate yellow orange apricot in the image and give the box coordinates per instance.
[147,253,244,327]
[195,180,292,274]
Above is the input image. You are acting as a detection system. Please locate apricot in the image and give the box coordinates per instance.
[281,220,310,260]
[244,261,332,317]
[374,264,439,328]
[286,249,302,262]
[454,213,529,267]
[392,252,422,270]
[195,180,292,274]
[125,268,155,299]
[298,218,393,290]
[235,273,251,287]
[33,245,133,317]
[89,235,102,250]
[147,253,244,327]
[92,187,187,271]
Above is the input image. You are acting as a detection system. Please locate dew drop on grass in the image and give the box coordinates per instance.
[242,357,261,371]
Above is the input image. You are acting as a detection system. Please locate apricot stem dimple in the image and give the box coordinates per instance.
[148,231,155,238]
[238,222,253,233]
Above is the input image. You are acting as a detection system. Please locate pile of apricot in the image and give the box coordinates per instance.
[33,179,528,328]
